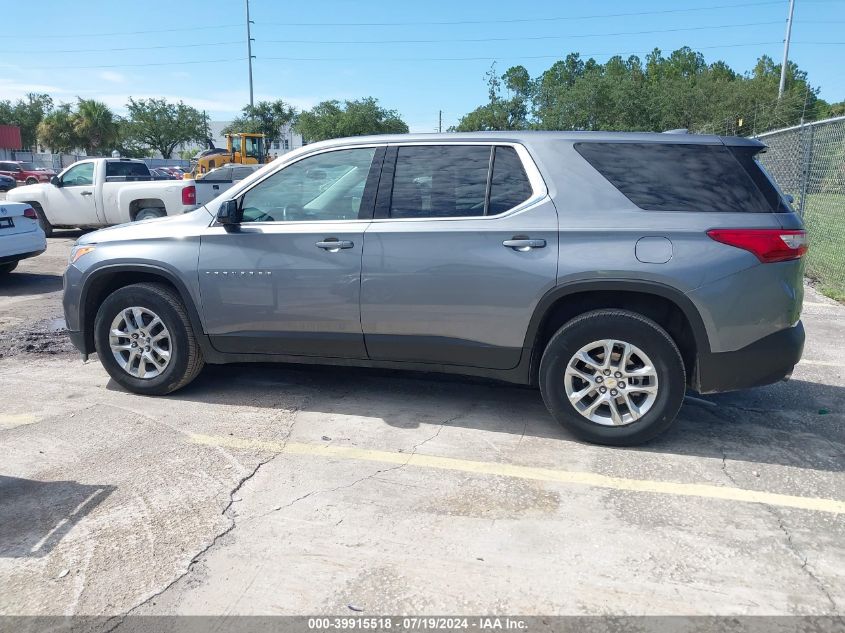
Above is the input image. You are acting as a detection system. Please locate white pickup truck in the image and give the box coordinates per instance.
[6,158,197,236]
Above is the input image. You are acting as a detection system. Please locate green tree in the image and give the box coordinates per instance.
[36,104,80,153]
[222,100,296,145]
[73,99,119,155]
[453,64,531,131]
[0,93,53,150]
[294,97,408,142]
[455,47,828,136]
[123,98,207,158]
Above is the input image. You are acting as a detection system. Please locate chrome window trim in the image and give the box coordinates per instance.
[209,140,548,227]
[374,141,548,223]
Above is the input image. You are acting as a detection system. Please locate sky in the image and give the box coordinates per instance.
[3,0,844,132]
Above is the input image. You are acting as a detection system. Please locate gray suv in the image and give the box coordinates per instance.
[62,132,807,445]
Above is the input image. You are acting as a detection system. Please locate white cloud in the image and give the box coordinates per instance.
[98,71,126,84]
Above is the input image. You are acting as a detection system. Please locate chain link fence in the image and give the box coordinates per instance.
[756,116,845,299]
[0,149,189,171]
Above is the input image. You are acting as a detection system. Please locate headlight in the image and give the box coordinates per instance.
[69,244,96,264]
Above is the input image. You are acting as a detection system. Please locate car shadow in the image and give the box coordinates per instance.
[0,475,115,558]
[0,272,63,297]
[144,362,845,473]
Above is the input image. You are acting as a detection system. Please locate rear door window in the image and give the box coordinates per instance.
[574,142,782,212]
[390,145,490,218]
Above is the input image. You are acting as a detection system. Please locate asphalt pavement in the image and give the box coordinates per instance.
[0,233,843,621]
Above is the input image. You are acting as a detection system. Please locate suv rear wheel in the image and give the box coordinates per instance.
[539,309,685,446]
[94,282,205,395]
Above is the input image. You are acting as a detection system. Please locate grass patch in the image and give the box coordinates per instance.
[801,193,845,301]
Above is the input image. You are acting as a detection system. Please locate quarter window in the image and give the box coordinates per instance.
[574,142,781,213]
[61,162,94,186]
[488,146,533,215]
[240,147,376,222]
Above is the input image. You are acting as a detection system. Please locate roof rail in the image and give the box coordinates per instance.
[662,128,689,134]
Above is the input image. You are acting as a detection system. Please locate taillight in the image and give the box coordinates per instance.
[23,207,37,220]
[182,185,196,205]
[707,229,808,263]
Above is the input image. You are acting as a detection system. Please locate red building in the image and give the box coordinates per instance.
[0,125,23,150]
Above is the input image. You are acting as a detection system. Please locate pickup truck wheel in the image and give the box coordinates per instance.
[29,203,52,237]
[539,309,686,446]
[26,177,38,186]
[135,208,166,221]
[94,282,205,395]
[0,261,18,274]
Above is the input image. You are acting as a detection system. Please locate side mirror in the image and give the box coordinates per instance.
[784,194,795,204]
[217,199,241,226]
[50,175,61,187]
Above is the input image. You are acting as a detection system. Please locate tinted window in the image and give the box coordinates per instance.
[390,145,490,218]
[574,142,779,212]
[106,161,149,178]
[240,147,375,222]
[488,146,533,214]
[233,167,257,180]
[201,167,232,181]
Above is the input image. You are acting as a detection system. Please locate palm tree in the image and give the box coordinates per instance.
[73,99,118,155]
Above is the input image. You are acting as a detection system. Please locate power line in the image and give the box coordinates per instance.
[260,41,786,63]
[263,21,785,45]
[260,1,788,27]
[11,19,809,55]
[32,24,233,39]
[17,41,845,71]
[25,58,246,71]
[10,41,241,55]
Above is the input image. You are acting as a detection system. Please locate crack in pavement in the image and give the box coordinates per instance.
[260,408,469,520]
[720,450,842,617]
[101,404,304,632]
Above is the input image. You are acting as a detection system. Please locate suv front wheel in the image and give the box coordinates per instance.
[539,309,686,446]
[94,282,205,395]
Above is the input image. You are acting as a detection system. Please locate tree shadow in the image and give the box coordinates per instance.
[0,475,115,558]
[142,362,845,473]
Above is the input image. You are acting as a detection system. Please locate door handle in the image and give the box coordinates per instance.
[316,239,354,251]
[503,237,546,252]
[80,191,93,196]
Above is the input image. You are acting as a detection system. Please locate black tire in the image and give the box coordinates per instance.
[26,177,38,186]
[94,282,205,395]
[0,261,18,274]
[539,309,686,446]
[30,203,53,237]
[135,208,165,221]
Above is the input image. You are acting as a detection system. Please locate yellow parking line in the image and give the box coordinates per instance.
[0,414,39,429]
[799,359,845,367]
[189,433,845,515]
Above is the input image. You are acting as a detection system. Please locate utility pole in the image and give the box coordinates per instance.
[438,110,442,133]
[245,0,255,108]
[778,0,795,99]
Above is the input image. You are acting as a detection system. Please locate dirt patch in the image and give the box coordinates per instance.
[0,317,77,359]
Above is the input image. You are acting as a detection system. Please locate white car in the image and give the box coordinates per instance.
[0,201,46,275]
[6,158,198,236]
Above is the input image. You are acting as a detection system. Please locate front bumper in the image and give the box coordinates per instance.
[694,321,805,393]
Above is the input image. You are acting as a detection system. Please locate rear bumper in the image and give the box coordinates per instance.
[0,246,46,266]
[694,321,805,393]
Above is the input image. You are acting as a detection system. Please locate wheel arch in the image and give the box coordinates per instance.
[128,198,167,221]
[78,264,211,358]
[524,280,710,387]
